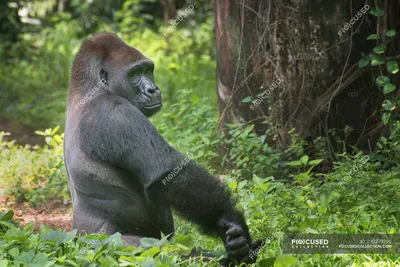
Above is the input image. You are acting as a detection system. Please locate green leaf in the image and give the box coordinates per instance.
[305,227,319,234]
[140,237,160,248]
[242,96,253,103]
[50,126,60,135]
[383,83,396,94]
[386,29,397,37]
[0,210,14,221]
[238,180,248,190]
[309,159,324,166]
[370,7,384,17]
[382,99,396,111]
[300,155,309,165]
[366,34,380,40]
[99,256,119,267]
[381,112,391,125]
[0,260,8,267]
[371,59,385,66]
[285,160,302,166]
[386,61,399,74]
[34,130,47,136]
[8,247,19,258]
[373,45,385,54]
[228,181,238,190]
[40,229,67,243]
[358,58,369,68]
[175,235,194,248]
[258,258,276,267]
[15,251,48,265]
[376,76,391,87]
[140,247,161,257]
[275,255,297,267]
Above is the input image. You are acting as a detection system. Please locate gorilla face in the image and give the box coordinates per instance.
[128,60,162,117]
[102,59,162,117]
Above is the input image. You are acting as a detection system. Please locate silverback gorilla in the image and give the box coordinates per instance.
[64,33,262,265]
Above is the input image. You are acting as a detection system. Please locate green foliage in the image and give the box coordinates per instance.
[220,123,280,179]
[151,90,219,168]
[0,128,67,206]
[358,6,399,125]
[0,20,81,129]
[0,2,399,266]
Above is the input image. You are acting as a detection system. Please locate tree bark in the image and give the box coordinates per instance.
[215,0,400,151]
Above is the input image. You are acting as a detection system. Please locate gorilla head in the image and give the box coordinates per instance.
[87,33,162,117]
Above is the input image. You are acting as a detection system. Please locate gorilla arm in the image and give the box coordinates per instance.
[82,96,259,264]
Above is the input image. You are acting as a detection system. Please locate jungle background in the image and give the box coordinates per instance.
[0,0,400,266]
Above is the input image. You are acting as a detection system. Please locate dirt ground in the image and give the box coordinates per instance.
[0,195,72,231]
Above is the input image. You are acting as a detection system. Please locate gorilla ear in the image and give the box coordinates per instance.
[100,69,109,84]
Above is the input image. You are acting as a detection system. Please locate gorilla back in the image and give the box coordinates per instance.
[65,33,261,264]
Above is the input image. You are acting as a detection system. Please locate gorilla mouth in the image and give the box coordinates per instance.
[142,103,162,109]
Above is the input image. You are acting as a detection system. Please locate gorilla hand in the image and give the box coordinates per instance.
[218,218,265,266]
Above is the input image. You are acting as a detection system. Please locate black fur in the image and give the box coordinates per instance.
[64,33,260,265]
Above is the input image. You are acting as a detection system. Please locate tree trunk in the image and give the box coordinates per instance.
[161,0,176,22]
[215,0,400,151]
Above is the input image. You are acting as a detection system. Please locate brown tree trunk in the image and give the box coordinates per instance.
[161,0,176,22]
[215,0,400,151]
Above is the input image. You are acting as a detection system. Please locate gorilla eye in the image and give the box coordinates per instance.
[144,67,153,74]
[100,69,109,84]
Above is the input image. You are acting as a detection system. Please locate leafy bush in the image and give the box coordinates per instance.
[0,128,67,206]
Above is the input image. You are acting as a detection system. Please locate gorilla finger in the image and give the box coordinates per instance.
[226,236,248,250]
[229,244,250,258]
[226,225,243,237]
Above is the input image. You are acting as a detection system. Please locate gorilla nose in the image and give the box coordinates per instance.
[144,87,160,97]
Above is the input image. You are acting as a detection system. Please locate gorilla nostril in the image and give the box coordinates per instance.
[145,87,158,96]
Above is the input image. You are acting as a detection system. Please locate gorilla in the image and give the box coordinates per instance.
[64,33,262,265]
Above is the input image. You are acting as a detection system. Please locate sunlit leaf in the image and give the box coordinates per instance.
[242,96,252,103]
[376,76,390,87]
[373,45,385,54]
[383,83,396,94]
[386,61,399,74]
[382,99,396,111]
[300,155,309,165]
[366,34,380,40]
[371,59,385,66]
[275,255,297,267]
